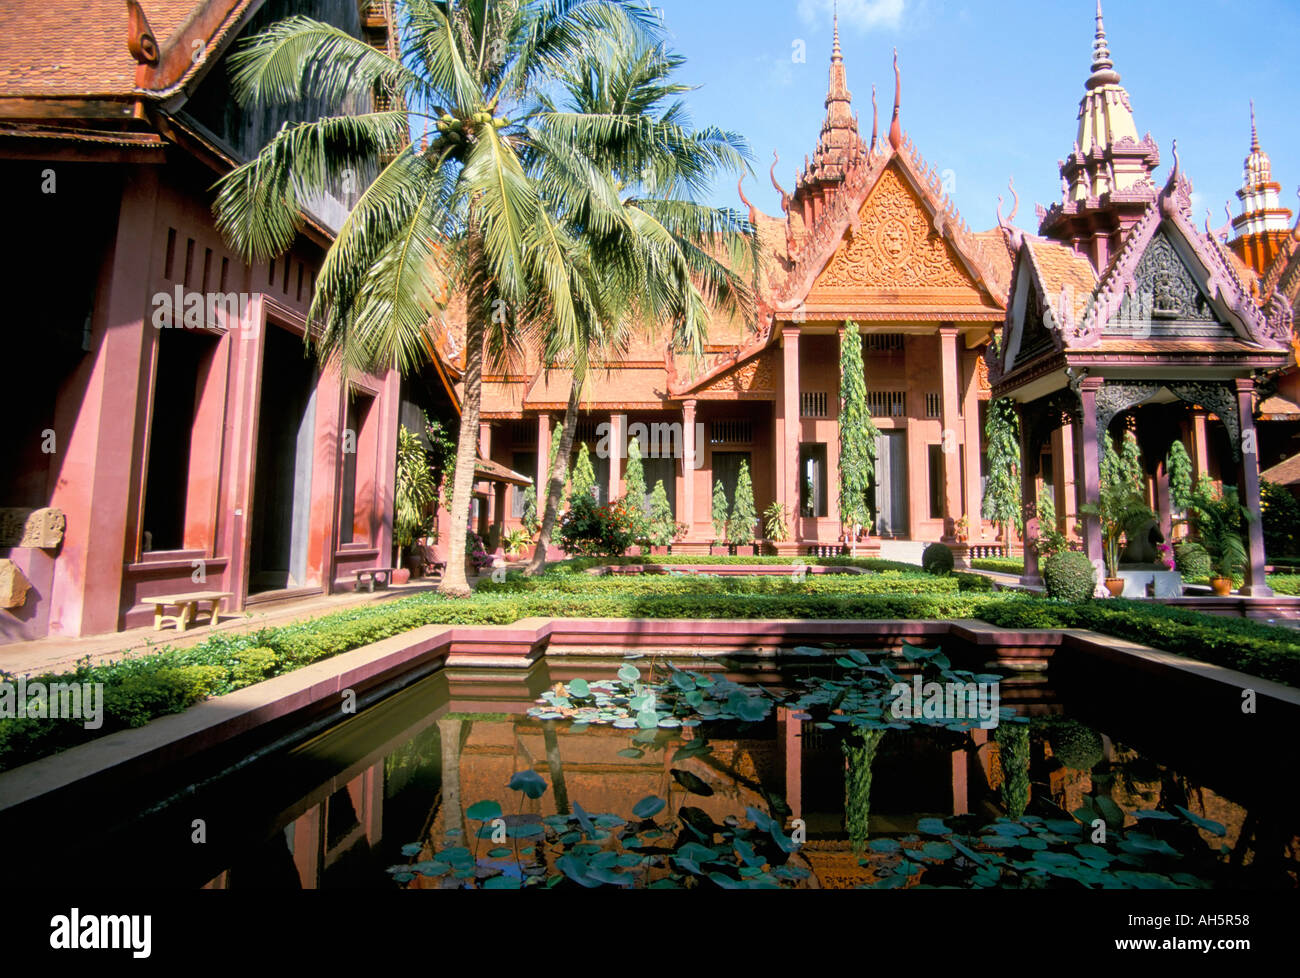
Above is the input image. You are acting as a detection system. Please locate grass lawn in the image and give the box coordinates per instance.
[3,556,1298,773]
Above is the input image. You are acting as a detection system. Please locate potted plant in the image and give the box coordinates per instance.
[502,528,532,562]
[1082,433,1155,598]
[954,515,970,544]
[764,502,790,556]
[645,480,676,556]
[1189,479,1251,596]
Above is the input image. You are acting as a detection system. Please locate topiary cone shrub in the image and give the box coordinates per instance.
[1042,550,1097,602]
[921,543,955,576]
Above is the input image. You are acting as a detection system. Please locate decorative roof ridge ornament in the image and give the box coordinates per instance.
[770,151,791,215]
[1158,139,1192,219]
[998,177,1025,255]
[888,49,902,151]
[737,173,759,227]
[126,0,160,66]
[870,84,879,155]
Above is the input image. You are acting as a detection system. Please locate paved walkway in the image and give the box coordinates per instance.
[0,583,442,679]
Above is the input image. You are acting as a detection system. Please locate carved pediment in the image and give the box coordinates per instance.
[812,165,979,294]
[1112,229,1217,328]
[698,351,777,399]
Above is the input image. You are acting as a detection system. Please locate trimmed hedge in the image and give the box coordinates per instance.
[921,543,955,576]
[1042,551,1096,603]
[4,564,1300,773]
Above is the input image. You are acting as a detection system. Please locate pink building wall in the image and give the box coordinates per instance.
[3,164,400,642]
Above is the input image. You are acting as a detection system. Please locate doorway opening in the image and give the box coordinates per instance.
[249,325,318,593]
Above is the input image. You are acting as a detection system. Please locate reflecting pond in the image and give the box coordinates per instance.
[57,650,1300,889]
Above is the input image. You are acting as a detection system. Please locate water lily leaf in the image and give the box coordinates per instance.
[1175,806,1227,837]
[1134,809,1179,821]
[466,801,503,822]
[671,769,715,796]
[921,841,956,860]
[671,672,696,691]
[633,795,666,819]
[483,874,523,889]
[1092,796,1125,829]
[568,678,590,698]
[636,710,660,729]
[556,855,601,888]
[617,748,645,759]
[507,770,548,799]
[618,664,641,684]
[917,818,949,836]
[572,801,594,836]
[868,838,902,854]
[400,844,422,857]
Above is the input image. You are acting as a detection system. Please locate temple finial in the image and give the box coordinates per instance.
[832,1,842,63]
[1087,0,1120,89]
[1250,100,1260,152]
[888,49,902,151]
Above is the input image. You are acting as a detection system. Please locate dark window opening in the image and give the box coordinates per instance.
[800,444,828,518]
[141,330,213,553]
[928,444,946,520]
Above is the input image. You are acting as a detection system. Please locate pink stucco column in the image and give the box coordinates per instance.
[962,351,983,540]
[1016,402,1041,587]
[681,400,697,536]
[608,412,625,505]
[1236,378,1272,596]
[938,327,963,542]
[536,413,551,496]
[1077,378,1104,564]
[48,170,159,636]
[782,326,801,539]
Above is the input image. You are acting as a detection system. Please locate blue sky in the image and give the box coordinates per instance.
[649,0,1300,234]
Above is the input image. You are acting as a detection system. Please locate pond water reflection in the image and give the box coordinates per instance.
[76,655,1300,889]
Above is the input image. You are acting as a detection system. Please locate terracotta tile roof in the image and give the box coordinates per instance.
[475,457,532,487]
[1086,338,1274,354]
[1261,453,1300,487]
[1260,394,1300,420]
[0,1,202,98]
[1025,237,1097,300]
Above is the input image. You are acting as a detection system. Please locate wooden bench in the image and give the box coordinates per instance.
[354,568,392,593]
[142,592,233,633]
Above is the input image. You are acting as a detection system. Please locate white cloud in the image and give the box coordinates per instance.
[797,0,906,31]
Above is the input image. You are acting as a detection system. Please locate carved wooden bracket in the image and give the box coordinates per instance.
[126,0,160,66]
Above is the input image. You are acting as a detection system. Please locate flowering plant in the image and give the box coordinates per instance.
[559,494,636,557]
[466,531,494,573]
[1157,542,1176,571]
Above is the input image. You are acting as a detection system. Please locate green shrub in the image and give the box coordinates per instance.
[1262,481,1300,558]
[1174,541,1211,580]
[1042,550,1096,603]
[103,666,227,729]
[1043,718,1104,771]
[228,647,279,687]
[558,494,636,557]
[921,543,954,576]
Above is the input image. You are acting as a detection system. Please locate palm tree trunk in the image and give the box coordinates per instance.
[439,231,488,599]
[525,378,581,577]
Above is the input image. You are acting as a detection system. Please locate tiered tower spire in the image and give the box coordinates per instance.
[797,7,867,194]
[1228,101,1293,274]
[1039,1,1161,271]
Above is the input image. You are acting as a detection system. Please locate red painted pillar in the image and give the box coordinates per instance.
[607,412,625,505]
[681,400,697,538]
[48,171,159,636]
[939,327,963,542]
[1077,378,1104,564]
[1235,378,1272,596]
[782,327,802,540]
[1016,403,1041,587]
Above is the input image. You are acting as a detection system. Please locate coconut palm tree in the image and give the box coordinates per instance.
[521,37,759,575]
[212,0,656,597]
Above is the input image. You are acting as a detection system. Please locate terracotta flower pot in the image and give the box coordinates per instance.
[392,568,411,586]
[1210,577,1233,597]
[1104,578,1125,598]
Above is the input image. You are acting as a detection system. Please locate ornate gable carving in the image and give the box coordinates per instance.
[1125,230,1215,322]
[699,351,777,399]
[1013,280,1056,370]
[814,165,976,291]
